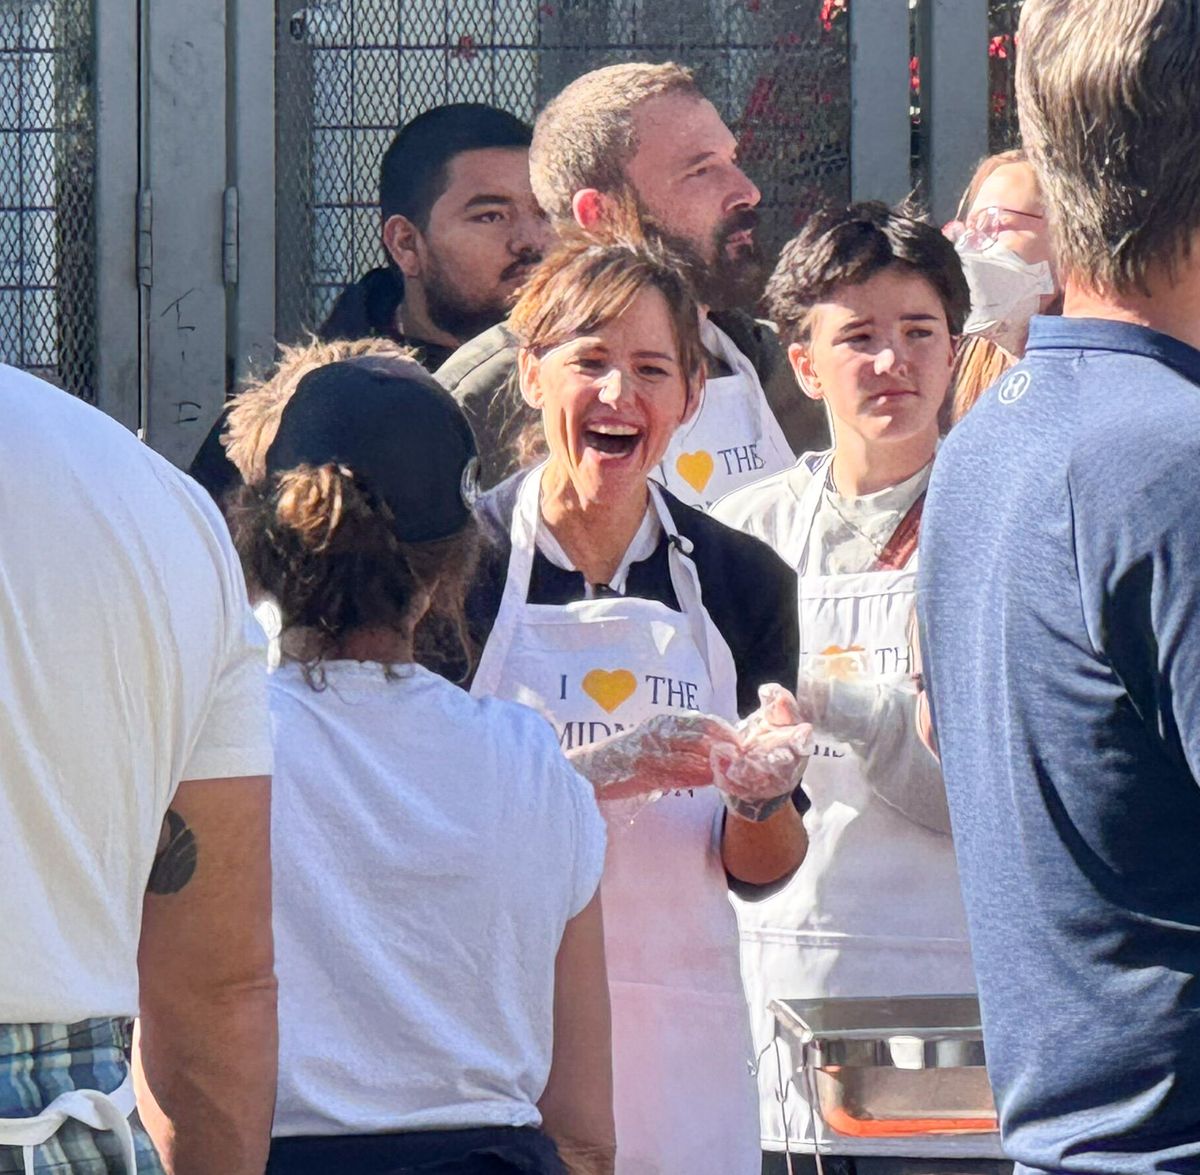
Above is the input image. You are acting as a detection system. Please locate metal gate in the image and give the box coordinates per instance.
[987,0,1022,155]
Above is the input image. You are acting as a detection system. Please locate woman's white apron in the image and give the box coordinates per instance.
[472,466,760,1175]
[657,318,794,510]
[731,453,984,1158]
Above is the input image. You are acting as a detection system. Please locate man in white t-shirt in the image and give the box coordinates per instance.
[0,366,275,1173]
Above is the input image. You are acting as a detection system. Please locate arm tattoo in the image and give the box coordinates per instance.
[148,809,198,895]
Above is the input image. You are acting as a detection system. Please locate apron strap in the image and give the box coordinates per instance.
[874,492,925,572]
[649,485,740,718]
[0,1071,138,1175]
[470,466,544,700]
[665,318,795,477]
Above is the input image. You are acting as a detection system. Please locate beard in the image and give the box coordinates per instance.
[423,268,510,343]
[638,203,767,312]
[423,250,540,343]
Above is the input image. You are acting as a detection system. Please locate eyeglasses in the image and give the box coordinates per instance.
[943,205,1046,250]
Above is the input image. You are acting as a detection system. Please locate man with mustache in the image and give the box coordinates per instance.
[190,103,549,501]
[438,63,829,507]
[320,102,551,369]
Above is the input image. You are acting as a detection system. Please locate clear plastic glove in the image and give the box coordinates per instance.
[791,648,874,728]
[715,684,814,823]
[794,657,951,836]
[567,711,740,802]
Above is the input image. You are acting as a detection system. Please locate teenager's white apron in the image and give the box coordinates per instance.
[657,318,794,510]
[731,453,986,1158]
[472,466,760,1175]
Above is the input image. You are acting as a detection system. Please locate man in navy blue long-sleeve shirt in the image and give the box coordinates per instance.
[917,2,1200,1173]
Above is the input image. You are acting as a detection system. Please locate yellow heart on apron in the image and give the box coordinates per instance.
[675,450,715,493]
[582,668,638,713]
[817,643,867,680]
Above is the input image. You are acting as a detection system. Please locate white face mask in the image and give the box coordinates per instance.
[955,239,1056,356]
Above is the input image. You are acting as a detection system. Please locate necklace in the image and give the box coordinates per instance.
[822,464,889,557]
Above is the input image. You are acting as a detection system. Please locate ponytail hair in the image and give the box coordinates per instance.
[229,463,479,681]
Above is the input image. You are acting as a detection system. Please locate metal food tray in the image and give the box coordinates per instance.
[771,995,999,1139]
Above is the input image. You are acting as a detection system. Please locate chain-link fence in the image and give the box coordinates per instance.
[274,0,852,343]
[0,0,96,399]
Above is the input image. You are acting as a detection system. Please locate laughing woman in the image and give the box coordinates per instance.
[467,237,808,1175]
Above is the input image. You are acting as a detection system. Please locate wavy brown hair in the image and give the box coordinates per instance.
[505,229,706,467]
[944,336,1014,430]
[509,231,706,391]
[228,462,479,681]
[766,200,970,347]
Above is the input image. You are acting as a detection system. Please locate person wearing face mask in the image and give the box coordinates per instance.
[943,150,1062,425]
[467,234,814,1175]
[713,202,1009,1174]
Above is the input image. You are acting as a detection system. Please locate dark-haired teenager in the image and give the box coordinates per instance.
[714,202,1008,1173]
[231,357,614,1175]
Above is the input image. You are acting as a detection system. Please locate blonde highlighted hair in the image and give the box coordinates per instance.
[946,336,1015,429]
[954,148,1028,223]
[1016,0,1200,294]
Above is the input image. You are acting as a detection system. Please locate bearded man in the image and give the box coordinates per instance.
[438,63,828,506]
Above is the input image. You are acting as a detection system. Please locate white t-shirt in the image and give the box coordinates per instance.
[712,450,931,572]
[0,366,273,1024]
[270,660,606,1137]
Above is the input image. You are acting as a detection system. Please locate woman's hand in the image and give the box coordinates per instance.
[567,712,740,800]
[716,684,814,822]
[567,686,814,812]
